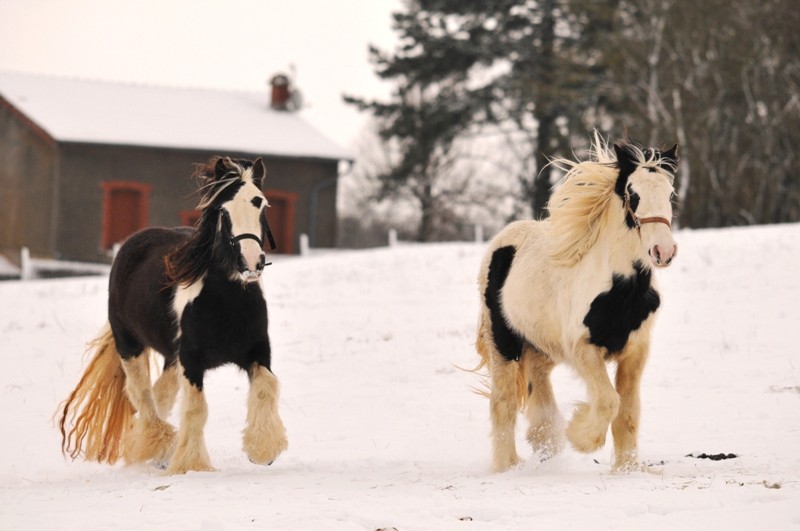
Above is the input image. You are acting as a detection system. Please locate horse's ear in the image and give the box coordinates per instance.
[662,144,679,163]
[214,157,229,180]
[252,158,266,189]
[614,143,637,175]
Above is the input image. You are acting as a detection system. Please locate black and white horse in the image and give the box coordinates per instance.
[476,136,678,472]
[60,157,287,474]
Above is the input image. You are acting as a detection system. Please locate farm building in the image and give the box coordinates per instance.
[0,70,351,264]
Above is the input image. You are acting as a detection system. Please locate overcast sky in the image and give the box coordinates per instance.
[0,0,401,149]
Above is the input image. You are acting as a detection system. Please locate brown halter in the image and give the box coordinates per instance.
[624,196,673,235]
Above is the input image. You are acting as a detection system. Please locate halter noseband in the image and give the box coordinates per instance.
[226,219,277,251]
[624,196,672,235]
[230,233,264,248]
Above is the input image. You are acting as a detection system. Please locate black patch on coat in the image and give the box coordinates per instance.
[583,260,660,355]
[614,143,638,198]
[485,246,525,362]
[178,274,270,390]
[624,183,640,229]
[108,226,272,393]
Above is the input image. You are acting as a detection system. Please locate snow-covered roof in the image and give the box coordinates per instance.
[0,70,351,161]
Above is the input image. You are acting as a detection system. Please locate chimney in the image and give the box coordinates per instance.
[270,74,291,111]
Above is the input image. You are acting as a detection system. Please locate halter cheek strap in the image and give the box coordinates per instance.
[624,197,673,235]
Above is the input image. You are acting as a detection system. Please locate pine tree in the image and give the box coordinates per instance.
[347,0,618,222]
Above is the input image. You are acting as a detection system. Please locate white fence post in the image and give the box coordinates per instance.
[20,247,32,280]
[388,229,398,248]
[474,224,484,244]
[299,233,310,256]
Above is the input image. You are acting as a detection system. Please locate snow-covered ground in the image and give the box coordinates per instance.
[1,224,798,530]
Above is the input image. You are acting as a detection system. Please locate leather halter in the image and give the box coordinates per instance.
[230,233,264,247]
[227,220,277,251]
[624,196,672,235]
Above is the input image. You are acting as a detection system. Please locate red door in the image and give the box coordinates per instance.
[101,182,151,250]
[264,190,297,254]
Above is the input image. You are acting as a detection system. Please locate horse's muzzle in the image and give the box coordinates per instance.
[239,253,267,282]
[649,242,677,268]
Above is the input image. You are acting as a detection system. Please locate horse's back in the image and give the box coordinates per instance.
[479,220,546,283]
[109,227,194,359]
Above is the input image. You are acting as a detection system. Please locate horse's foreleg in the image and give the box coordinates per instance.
[153,361,179,419]
[166,363,214,474]
[611,341,649,472]
[522,347,564,460]
[566,345,620,454]
[242,363,288,465]
[488,351,523,472]
[120,353,176,465]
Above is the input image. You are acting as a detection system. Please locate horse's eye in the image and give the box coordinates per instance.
[251,197,263,208]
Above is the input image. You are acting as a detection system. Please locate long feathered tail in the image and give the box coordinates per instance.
[474,307,527,410]
[58,323,135,464]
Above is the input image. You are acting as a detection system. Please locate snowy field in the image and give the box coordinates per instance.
[1,224,799,530]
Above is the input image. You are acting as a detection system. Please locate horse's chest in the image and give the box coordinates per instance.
[179,280,268,356]
[582,261,660,354]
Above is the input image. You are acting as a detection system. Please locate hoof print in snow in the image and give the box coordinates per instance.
[686,452,738,460]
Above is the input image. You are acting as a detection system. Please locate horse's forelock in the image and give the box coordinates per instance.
[192,157,262,210]
[614,142,677,182]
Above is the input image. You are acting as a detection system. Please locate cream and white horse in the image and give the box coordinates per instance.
[476,137,678,472]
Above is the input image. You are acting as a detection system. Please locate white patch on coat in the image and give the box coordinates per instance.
[172,278,204,339]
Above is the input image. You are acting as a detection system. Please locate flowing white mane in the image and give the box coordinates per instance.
[546,134,621,266]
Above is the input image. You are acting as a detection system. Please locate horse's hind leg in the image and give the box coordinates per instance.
[166,361,214,474]
[488,352,523,471]
[566,345,620,454]
[153,360,179,419]
[242,362,288,465]
[478,309,522,472]
[521,347,564,460]
[120,351,176,465]
[611,339,649,472]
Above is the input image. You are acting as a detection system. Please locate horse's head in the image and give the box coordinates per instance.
[614,142,678,268]
[197,157,271,283]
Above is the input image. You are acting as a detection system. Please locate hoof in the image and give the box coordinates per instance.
[123,418,176,465]
[566,402,609,453]
[242,430,287,466]
[492,452,522,473]
[165,461,216,475]
[249,457,274,466]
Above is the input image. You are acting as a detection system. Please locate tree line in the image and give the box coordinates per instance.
[344,0,800,242]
